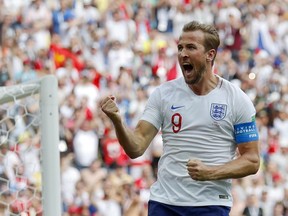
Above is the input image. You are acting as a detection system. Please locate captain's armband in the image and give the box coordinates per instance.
[234,121,259,144]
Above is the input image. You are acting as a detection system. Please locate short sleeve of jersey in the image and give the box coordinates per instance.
[140,88,162,130]
[233,89,259,144]
[233,91,256,124]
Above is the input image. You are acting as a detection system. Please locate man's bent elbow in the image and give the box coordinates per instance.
[125,147,145,159]
[249,156,261,175]
[250,163,260,175]
[129,154,142,159]
[127,151,144,159]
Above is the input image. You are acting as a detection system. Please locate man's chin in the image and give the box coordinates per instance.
[184,77,200,85]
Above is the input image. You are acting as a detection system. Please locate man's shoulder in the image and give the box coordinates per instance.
[219,77,254,107]
[159,77,184,89]
[148,78,185,101]
[219,77,245,94]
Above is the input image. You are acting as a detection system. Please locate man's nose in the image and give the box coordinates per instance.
[179,49,189,58]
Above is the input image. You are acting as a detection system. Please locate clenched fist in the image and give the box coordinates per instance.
[186,159,211,181]
[100,96,121,122]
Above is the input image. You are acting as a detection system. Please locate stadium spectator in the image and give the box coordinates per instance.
[0,143,21,190]
[72,116,100,169]
[242,193,264,216]
[100,128,130,169]
[273,201,286,216]
[105,7,135,46]
[94,176,122,216]
[60,153,81,211]
[259,189,274,216]
[80,158,107,193]
[73,69,100,110]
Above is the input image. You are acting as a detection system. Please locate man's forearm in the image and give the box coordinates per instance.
[112,120,144,159]
[207,154,260,180]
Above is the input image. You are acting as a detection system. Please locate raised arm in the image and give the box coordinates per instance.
[100,95,159,159]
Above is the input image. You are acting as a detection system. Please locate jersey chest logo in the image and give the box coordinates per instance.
[210,103,227,121]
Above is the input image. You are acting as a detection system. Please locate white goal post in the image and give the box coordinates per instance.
[0,75,61,216]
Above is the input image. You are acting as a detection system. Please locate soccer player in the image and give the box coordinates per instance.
[100,20,260,216]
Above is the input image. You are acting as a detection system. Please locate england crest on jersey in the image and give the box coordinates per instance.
[210,103,227,121]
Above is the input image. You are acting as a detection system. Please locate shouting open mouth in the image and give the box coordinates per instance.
[183,63,194,74]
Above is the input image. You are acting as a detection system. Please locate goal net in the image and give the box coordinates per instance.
[0,75,61,216]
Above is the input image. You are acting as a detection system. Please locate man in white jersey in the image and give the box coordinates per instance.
[100,21,260,216]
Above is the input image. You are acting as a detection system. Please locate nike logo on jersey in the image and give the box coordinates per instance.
[171,105,185,110]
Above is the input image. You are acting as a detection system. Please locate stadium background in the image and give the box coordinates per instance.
[0,0,288,215]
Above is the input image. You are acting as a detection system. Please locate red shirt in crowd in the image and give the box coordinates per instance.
[101,137,130,167]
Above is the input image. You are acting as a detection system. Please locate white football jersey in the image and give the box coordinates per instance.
[140,76,256,207]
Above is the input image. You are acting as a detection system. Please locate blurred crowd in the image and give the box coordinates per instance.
[0,0,288,215]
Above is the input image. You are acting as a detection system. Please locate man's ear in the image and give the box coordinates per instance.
[206,49,216,62]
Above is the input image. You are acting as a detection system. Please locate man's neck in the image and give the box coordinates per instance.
[188,74,219,95]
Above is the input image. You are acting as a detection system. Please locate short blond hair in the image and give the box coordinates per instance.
[182,21,220,53]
